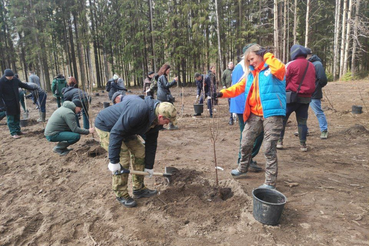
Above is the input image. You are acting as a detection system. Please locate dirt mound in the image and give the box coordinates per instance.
[343,124,368,137]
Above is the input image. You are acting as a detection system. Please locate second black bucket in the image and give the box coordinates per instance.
[252,188,287,226]
[20,119,28,127]
[103,102,110,108]
[194,104,203,114]
[352,105,363,114]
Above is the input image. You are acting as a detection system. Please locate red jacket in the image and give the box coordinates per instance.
[286,56,316,97]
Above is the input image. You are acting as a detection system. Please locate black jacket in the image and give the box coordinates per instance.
[108,81,126,100]
[0,76,34,115]
[157,74,176,103]
[95,95,162,169]
[308,55,327,99]
[62,87,90,108]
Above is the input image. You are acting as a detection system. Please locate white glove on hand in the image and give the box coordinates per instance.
[196,95,199,99]
[108,162,121,174]
[207,96,212,100]
[223,86,226,89]
[144,168,154,178]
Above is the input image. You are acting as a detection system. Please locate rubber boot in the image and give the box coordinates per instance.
[37,112,46,122]
[53,141,72,156]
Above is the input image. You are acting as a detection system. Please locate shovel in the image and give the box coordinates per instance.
[114,166,178,184]
[23,93,29,119]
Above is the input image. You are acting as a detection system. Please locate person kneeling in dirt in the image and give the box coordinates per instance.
[94,95,177,208]
[44,100,95,156]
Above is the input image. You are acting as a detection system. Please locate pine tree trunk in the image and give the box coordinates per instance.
[333,0,341,80]
[305,0,310,47]
[343,0,353,75]
[339,0,348,78]
[293,0,297,44]
[215,0,223,79]
[283,0,287,63]
[351,0,360,77]
[149,0,156,71]
[274,0,279,58]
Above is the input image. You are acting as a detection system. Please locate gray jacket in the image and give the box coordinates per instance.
[156,75,176,103]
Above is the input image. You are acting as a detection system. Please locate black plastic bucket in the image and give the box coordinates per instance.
[103,102,110,108]
[138,95,145,99]
[20,119,28,127]
[352,105,363,114]
[95,93,100,96]
[194,104,203,114]
[252,188,287,225]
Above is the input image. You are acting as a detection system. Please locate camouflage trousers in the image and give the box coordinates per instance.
[239,114,283,186]
[95,128,146,198]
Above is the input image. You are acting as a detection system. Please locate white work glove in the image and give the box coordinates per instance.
[207,96,211,100]
[223,86,226,89]
[146,88,151,93]
[108,162,121,174]
[144,168,154,178]
[196,95,199,99]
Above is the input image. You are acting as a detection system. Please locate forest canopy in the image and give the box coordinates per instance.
[0,0,368,90]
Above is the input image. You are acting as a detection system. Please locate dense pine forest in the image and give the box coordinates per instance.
[0,0,368,90]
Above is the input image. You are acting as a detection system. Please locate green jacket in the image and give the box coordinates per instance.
[44,101,89,136]
[221,68,233,88]
[51,77,67,98]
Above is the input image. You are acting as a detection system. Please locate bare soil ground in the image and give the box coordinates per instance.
[0,80,368,246]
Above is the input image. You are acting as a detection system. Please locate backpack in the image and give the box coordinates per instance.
[106,80,112,92]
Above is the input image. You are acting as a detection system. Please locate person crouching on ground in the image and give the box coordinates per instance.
[216,44,286,190]
[94,95,177,208]
[44,100,95,156]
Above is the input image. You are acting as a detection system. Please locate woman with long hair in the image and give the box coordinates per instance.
[156,64,178,130]
[216,44,286,189]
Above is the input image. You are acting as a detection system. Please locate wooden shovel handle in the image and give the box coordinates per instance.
[129,170,165,176]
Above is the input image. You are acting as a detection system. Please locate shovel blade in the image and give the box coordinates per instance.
[165,166,179,175]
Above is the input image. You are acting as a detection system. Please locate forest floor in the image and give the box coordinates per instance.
[0,80,368,246]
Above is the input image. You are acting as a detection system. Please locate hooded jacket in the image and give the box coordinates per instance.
[44,101,89,137]
[94,95,162,169]
[220,53,286,121]
[51,77,67,97]
[286,44,316,98]
[0,76,34,115]
[308,55,327,99]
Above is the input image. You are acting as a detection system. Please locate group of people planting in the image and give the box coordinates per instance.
[0,42,327,207]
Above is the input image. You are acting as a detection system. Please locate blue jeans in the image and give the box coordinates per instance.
[309,99,328,132]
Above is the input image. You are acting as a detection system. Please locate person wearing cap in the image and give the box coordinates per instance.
[0,69,36,138]
[306,48,329,139]
[108,74,127,100]
[112,90,126,104]
[156,63,178,130]
[94,95,177,208]
[215,44,286,190]
[62,77,91,129]
[44,100,95,156]
[143,71,155,95]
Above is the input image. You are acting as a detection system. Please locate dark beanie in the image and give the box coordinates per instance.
[72,100,83,108]
[4,69,14,77]
[112,90,126,104]
[148,71,154,76]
